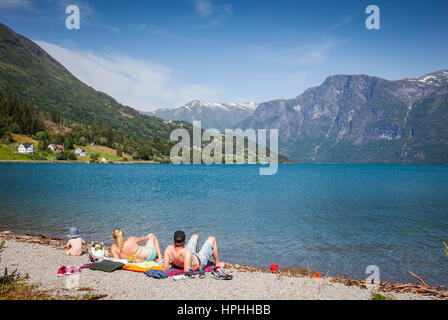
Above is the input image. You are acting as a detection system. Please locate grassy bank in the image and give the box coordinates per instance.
[0,133,129,162]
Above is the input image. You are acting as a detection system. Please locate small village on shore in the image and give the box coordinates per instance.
[16,142,109,163]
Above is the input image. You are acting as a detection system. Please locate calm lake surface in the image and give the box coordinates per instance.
[0,163,447,286]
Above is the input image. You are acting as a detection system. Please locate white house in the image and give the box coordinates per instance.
[48,144,57,152]
[48,144,64,152]
[18,143,34,154]
[100,157,108,163]
[74,148,87,156]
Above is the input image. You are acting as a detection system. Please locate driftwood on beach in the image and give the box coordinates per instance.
[1,230,447,300]
[1,231,66,247]
[232,260,448,300]
[0,231,92,253]
[330,272,448,300]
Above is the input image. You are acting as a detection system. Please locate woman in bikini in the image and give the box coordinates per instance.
[111,229,162,263]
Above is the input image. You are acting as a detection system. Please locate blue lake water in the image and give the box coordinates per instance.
[0,163,447,286]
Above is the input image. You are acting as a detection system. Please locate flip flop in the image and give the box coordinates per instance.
[199,270,205,279]
[173,274,186,281]
[57,266,66,277]
[66,265,79,274]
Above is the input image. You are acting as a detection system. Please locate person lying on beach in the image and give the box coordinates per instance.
[162,230,225,273]
[111,229,162,263]
[65,227,85,256]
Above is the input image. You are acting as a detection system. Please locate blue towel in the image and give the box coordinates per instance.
[145,269,168,279]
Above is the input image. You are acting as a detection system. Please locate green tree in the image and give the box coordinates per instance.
[90,152,100,161]
[132,151,140,160]
[35,131,47,140]
[38,139,49,151]
[99,137,107,146]
[116,145,123,157]
[63,137,74,150]
[56,150,76,161]
[9,123,21,133]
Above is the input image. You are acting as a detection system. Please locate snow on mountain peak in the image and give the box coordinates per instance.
[183,100,257,111]
[406,70,448,87]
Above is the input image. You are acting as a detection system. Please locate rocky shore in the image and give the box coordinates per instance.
[0,231,445,300]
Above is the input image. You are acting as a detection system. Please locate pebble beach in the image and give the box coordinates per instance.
[0,233,437,300]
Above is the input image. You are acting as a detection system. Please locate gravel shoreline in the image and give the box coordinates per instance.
[0,232,438,300]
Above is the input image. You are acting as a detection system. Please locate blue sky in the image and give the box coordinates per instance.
[0,0,447,110]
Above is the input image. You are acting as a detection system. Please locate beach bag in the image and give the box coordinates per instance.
[88,242,106,262]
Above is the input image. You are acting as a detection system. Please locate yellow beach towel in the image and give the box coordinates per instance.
[122,261,163,273]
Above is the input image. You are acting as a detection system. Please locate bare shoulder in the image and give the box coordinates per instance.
[181,247,192,256]
[165,245,174,253]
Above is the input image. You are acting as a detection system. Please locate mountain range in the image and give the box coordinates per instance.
[241,71,448,163]
[1,22,446,163]
[144,100,257,131]
[149,71,448,163]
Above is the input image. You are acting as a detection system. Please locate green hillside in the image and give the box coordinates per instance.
[0,23,289,164]
[0,22,191,161]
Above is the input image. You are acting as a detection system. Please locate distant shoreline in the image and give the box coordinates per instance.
[0,160,293,164]
[0,160,160,164]
[0,160,446,165]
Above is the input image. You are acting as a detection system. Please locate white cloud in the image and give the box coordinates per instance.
[290,70,314,82]
[193,0,233,29]
[35,41,222,110]
[194,0,214,15]
[0,0,32,8]
[325,16,353,31]
[294,41,335,65]
[256,40,336,66]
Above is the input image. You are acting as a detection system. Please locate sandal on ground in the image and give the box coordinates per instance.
[57,266,67,277]
[211,268,233,280]
[66,265,79,274]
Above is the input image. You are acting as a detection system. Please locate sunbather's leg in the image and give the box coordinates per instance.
[192,234,199,253]
[145,233,162,261]
[198,236,225,268]
[209,236,224,267]
[185,234,199,253]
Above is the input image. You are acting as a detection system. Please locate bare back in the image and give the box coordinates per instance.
[111,236,153,262]
[66,237,85,256]
[164,245,200,272]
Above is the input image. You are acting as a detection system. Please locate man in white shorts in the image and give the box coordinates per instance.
[162,230,225,273]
